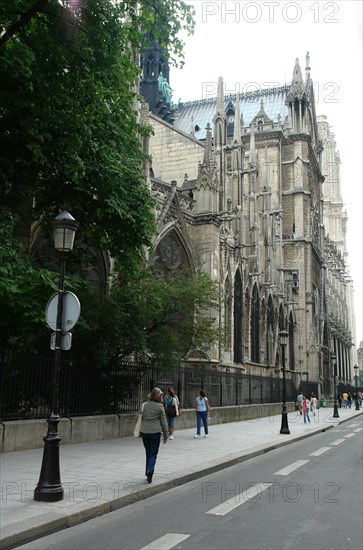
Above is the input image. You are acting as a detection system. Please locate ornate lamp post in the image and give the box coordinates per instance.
[279,328,290,434]
[34,212,78,502]
[353,364,360,410]
[331,352,339,418]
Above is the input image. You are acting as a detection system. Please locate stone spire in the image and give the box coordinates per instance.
[216,76,224,115]
[249,122,256,165]
[203,123,214,174]
[305,51,311,82]
[233,92,241,142]
[290,57,304,99]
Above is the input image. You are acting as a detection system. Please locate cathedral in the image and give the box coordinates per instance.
[139,48,357,397]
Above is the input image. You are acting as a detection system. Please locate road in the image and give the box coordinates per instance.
[17,419,362,550]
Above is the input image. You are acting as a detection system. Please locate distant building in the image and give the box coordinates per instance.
[140,50,357,396]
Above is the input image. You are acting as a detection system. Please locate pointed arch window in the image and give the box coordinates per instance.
[224,276,232,351]
[266,295,274,364]
[279,304,285,331]
[289,312,295,370]
[233,270,243,364]
[146,55,154,76]
[251,284,260,363]
[154,230,190,276]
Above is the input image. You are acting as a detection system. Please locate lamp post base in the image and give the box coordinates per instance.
[34,414,64,502]
[280,405,290,434]
[333,400,340,418]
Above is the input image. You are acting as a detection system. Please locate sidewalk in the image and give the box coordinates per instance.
[1,406,362,549]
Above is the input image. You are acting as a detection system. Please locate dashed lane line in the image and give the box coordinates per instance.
[309,447,331,456]
[206,483,273,516]
[330,439,345,445]
[274,460,310,476]
[140,534,190,550]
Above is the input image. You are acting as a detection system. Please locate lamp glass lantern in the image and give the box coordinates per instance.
[51,211,78,253]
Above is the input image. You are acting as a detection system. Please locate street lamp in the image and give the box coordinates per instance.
[331,352,339,418]
[353,364,360,411]
[34,212,78,502]
[279,328,290,434]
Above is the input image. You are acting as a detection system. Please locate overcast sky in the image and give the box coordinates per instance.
[169,0,363,348]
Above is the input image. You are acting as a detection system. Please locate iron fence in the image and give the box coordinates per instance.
[0,353,296,420]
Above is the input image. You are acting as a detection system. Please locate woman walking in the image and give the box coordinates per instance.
[140,387,168,483]
[194,390,210,438]
[302,395,311,424]
[310,393,317,416]
[164,387,180,440]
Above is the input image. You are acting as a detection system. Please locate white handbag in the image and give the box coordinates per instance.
[133,403,145,438]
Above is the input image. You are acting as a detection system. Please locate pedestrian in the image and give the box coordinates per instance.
[164,387,180,440]
[194,389,210,438]
[296,390,304,415]
[342,391,348,408]
[310,393,318,416]
[347,392,352,409]
[302,395,311,424]
[140,387,168,484]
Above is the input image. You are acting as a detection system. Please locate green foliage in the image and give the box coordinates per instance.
[0,0,208,365]
[0,208,57,347]
[0,0,194,263]
[69,265,220,370]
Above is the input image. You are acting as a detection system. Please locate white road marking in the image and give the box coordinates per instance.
[344,433,355,438]
[309,447,331,456]
[206,483,272,516]
[348,423,360,427]
[353,428,362,432]
[274,460,310,476]
[330,439,345,445]
[140,534,190,550]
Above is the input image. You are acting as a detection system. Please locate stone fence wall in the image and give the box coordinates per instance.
[0,402,301,453]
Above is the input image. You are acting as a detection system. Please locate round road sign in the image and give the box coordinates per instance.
[45,291,81,332]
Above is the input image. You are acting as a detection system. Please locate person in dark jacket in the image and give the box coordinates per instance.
[140,387,168,483]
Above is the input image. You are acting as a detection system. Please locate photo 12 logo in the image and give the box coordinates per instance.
[201,80,339,104]
[201,2,340,24]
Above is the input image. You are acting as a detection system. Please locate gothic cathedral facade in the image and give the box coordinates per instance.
[139,50,356,397]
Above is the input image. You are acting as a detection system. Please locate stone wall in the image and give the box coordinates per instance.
[0,402,297,453]
[149,115,204,183]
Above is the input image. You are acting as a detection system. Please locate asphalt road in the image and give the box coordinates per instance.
[16,419,363,550]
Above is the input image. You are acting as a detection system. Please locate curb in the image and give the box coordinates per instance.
[1,413,361,550]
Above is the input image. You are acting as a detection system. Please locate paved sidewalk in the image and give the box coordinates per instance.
[1,406,362,549]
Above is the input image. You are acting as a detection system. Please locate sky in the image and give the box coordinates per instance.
[169,0,363,349]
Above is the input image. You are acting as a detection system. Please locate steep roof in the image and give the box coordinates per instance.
[173,85,290,139]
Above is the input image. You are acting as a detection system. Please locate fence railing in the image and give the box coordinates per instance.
[0,354,297,420]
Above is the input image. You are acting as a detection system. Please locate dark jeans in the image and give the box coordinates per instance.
[141,433,161,475]
[196,411,208,435]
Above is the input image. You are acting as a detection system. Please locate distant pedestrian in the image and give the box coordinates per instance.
[296,390,304,415]
[347,392,352,409]
[310,393,318,416]
[194,390,210,438]
[302,395,311,424]
[140,387,168,483]
[342,391,348,408]
[164,387,180,440]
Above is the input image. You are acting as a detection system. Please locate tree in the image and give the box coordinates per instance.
[0,0,194,262]
[70,265,220,371]
[1,1,220,367]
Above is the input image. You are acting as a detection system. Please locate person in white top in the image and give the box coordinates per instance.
[194,390,210,438]
[310,393,318,416]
